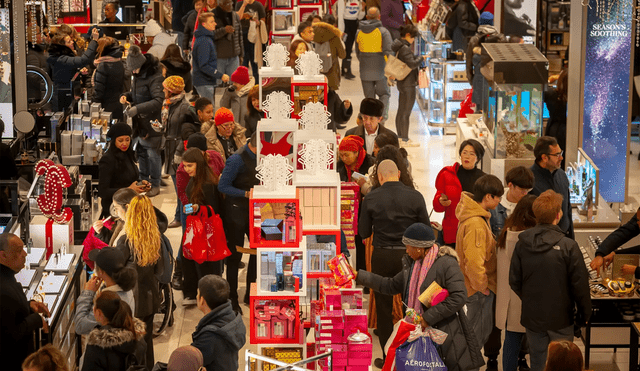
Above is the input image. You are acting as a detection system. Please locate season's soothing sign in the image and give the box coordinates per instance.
[582,0,633,202]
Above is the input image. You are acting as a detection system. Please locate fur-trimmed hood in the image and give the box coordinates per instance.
[313,22,342,43]
[437,244,459,262]
[87,317,146,350]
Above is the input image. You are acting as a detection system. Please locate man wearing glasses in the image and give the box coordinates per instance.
[529,136,574,239]
[203,107,247,161]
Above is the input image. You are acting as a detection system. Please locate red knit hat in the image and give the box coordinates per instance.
[339,135,365,152]
[231,66,250,86]
[215,107,235,126]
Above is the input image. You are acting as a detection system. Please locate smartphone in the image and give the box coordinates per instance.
[184,203,194,214]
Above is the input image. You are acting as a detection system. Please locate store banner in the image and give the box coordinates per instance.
[582,0,633,203]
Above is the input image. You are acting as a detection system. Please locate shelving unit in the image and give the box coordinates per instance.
[428,59,470,129]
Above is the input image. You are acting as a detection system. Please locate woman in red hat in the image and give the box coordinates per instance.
[337,135,375,183]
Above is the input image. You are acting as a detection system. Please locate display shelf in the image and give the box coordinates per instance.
[295,185,340,230]
[272,0,295,9]
[250,189,302,248]
[256,247,307,296]
[298,5,323,22]
[250,283,302,344]
[291,76,328,119]
[256,119,297,167]
[304,230,340,278]
[340,183,360,251]
[428,58,470,128]
[272,9,297,33]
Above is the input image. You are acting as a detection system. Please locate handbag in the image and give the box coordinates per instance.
[183,205,231,264]
[395,336,447,371]
[385,51,413,81]
[418,69,428,89]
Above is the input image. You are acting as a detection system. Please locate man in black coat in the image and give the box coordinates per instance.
[510,190,591,371]
[358,160,430,367]
[345,98,398,155]
[529,136,574,239]
[591,206,640,272]
[0,233,51,371]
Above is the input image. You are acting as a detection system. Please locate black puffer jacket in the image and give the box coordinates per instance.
[391,38,424,89]
[98,145,139,218]
[357,247,484,371]
[165,96,198,175]
[161,58,193,93]
[122,54,164,138]
[93,44,126,122]
[182,9,198,50]
[243,104,262,139]
[47,40,98,88]
[213,7,243,59]
[510,224,592,332]
[81,318,147,371]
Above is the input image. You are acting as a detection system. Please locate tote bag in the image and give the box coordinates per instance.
[385,52,413,81]
[183,205,231,264]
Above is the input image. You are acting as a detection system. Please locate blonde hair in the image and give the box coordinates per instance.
[125,195,161,267]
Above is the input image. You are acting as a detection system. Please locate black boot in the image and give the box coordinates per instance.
[172,260,183,290]
[342,58,356,80]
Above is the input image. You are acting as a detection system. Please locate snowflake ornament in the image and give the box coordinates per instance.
[256,154,294,192]
[295,51,323,76]
[262,91,294,120]
[299,102,331,131]
[298,139,334,174]
[263,43,290,69]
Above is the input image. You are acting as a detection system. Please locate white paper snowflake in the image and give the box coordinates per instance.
[299,102,331,131]
[262,91,294,120]
[263,43,290,69]
[295,51,323,76]
[256,154,294,191]
[298,139,334,174]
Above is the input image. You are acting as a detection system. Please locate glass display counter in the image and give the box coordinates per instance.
[415,30,450,111]
[428,59,471,128]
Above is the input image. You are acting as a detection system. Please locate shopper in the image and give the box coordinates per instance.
[243,86,262,138]
[92,36,126,122]
[22,344,69,371]
[181,148,225,305]
[75,247,137,335]
[337,0,364,79]
[345,98,397,154]
[455,174,504,355]
[313,20,346,91]
[99,2,129,39]
[543,341,584,371]
[218,133,260,313]
[192,275,246,371]
[355,7,392,121]
[220,66,255,127]
[94,188,139,248]
[391,24,424,147]
[174,133,226,290]
[81,291,146,371]
[161,44,193,93]
[183,0,205,52]
[122,45,165,197]
[0,233,51,371]
[167,346,205,371]
[544,69,568,161]
[47,28,99,111]
[115,195,165,368]
[192,12,230,104]
[337,135,375,182]
[446,0,479,52]
[591,205,640,272]
[201,107,247,161]
[366,144,413,193]
[432,139,485,248]
[287,40,309,70]
[358,160,430,367]
[146,20,176,60]
[326,90,353,131]
[235,0,266,82]
[213,0,243,81]
[293,22,315,51]
[495,195,537,371]
[510,190,591,371]
[98,123,150,218]
[356,223,484,371]
[529,136,573,238]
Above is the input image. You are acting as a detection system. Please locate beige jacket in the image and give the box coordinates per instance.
[455,191,497,296]
[201,121,247,161]
[496,229,525,333]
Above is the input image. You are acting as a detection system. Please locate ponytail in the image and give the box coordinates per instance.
[110,265,138,292]
[95,291,137,335]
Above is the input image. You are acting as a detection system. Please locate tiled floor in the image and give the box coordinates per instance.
[149,56,640,371]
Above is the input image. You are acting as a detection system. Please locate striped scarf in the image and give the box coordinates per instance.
[407,245,438,315]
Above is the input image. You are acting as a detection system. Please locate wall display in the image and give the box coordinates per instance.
[502,0,537,43]
[581,0,633,203]
[567,148,599,207]
[0,7,12,137]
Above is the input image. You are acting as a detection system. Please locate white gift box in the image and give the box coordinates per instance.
[30,215,74,257]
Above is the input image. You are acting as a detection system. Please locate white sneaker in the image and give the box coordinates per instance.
[182,297,197,306]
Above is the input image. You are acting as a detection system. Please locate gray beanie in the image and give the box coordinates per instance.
[402,223,436,249]
[127,45,147,72]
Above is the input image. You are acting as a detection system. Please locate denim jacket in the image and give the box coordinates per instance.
[489,203,507,238]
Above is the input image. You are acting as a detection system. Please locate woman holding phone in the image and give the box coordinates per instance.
[432,139,485,248]
[181,147,225,306]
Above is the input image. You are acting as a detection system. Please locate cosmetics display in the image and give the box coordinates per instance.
[428,59,471,127]
[257,249,306,295]
[250,284,301,344]
[567,148,600,208]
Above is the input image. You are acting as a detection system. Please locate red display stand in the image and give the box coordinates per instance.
[249,283,302,344]
[249,189,302,248]
[304,229,340,279]
[291,76,328,119]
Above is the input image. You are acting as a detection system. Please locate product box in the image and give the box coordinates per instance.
[344,309,368,334]
[71,130,84,156]
[30,215,74,258]
[60,131,72,157]
[90,102,102,117]
[70,114,83,131]
[346,366,369,371]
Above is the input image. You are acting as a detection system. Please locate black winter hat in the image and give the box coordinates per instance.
[186,133,208,151]
[402,223,436,248]
[106,122,132,140]
[88,247,126,277]
[359,98,384,117]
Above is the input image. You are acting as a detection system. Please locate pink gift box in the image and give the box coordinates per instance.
[333,351,348,359]
[319,322,345,330]
[324,289,342,310]
[346,366,369,371]
[348,358,372,366]
[348,343,373,352]
[317,332,344,343]
[348,351,373,359]
[334,358,349,366]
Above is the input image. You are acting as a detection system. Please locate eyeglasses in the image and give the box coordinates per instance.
[548,150,563,157]
[461,151,477,157]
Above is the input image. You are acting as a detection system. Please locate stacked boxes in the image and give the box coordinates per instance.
[340,183,360,250]
[298,187,337,227]
[250,284,301,344]
[257,249,305,294]
[260,346,304,371]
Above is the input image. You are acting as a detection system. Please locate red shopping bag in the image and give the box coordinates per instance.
[458,89,475,118]
[183,205,231,264]
[383,320,418,371]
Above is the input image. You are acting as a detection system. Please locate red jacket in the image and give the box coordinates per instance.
[432,162,463,244]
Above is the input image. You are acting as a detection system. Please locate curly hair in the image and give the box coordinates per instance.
[371,145,415,190]
[125,195,161,267]
[22,344,70,371]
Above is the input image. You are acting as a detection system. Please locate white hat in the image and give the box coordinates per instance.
[144,19,163,38]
